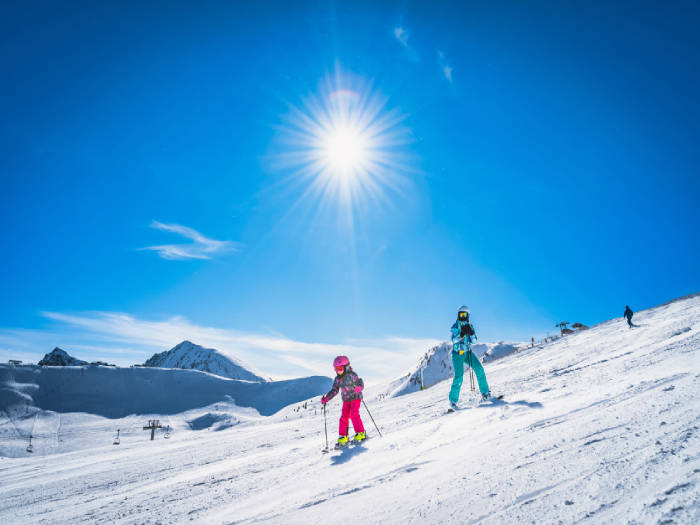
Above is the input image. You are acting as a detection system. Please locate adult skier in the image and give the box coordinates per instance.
[624,305,634,328]
[449,306,490,410]
[321,355,366,447]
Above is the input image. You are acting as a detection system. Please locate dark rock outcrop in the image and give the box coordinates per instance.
[38,347,88,367]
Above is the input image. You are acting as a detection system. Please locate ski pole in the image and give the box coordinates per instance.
[323,404,329,451]
[467,348,475,392]
[361,399,382,438]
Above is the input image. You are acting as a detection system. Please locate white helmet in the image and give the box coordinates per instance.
[457,305,470,320]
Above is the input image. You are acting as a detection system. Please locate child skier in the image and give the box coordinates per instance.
[321,355,366,447]
[449,305,491,410]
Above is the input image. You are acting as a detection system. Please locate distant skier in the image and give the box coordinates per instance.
[449,306,490,410]
[624,305,634,328]
[321,355,366,447]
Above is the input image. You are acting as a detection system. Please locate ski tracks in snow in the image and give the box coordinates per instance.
[0,295,698,524]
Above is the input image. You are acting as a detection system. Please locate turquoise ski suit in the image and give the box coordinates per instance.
[449,319,490,403]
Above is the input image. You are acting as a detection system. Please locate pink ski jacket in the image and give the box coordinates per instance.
[325,366,364,403]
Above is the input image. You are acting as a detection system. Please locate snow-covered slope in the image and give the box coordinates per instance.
[0,364,331,428]
[144,340,269,382]
[0,294,698,524]
[381,340,527,398]
[480,340,529,362]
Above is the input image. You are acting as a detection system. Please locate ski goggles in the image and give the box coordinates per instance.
[458,311,468,320]
[335,366,345,374]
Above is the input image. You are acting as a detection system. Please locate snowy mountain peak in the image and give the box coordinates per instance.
[381,340,528,398]
[144,340,269,382]
[38,347,88,367]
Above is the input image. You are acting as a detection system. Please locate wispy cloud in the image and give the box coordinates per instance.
[394,26,409,47]
[443,65,453,83]
[438,51,454,83]
[142,221,239,260]
[0,312,442,383]
[393,25,420,62]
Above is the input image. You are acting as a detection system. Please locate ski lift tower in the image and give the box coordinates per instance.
[143,420,163,441]
[555,321,570,335]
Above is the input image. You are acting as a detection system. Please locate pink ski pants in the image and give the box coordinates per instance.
[339,399,365,436]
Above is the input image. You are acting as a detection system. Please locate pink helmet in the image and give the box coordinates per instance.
[333,355,350,368]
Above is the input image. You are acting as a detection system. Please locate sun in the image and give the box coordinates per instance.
[320,123,369,177]
[272,70,414,229]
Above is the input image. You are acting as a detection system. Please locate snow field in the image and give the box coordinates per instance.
[0,366,331,458]
[0,294,698,524]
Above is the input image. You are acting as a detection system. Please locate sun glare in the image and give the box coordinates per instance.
[321,124,369,176]
[273,70,414,229]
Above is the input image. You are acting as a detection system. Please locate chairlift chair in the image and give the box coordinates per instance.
[113,429,120,445]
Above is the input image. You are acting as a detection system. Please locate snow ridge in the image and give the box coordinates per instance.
[0,365,331,422]
[144,340,268,382]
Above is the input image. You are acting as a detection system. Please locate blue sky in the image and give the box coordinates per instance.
[1,1,698,380]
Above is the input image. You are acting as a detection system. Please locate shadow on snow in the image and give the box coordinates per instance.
[330,445,368,465]
[479,398,544,410]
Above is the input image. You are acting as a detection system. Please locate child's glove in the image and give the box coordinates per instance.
[321,396,328,405]
[354,386,363,393]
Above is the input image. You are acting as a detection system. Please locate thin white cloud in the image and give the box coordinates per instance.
[438,51,454,83]
[0,311,442,383]
[443,65,453,83]
[393,25,420,62]
[141,221,239,260]
[394,26,409,47]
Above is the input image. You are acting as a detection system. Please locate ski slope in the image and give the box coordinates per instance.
[0,294,698,524]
